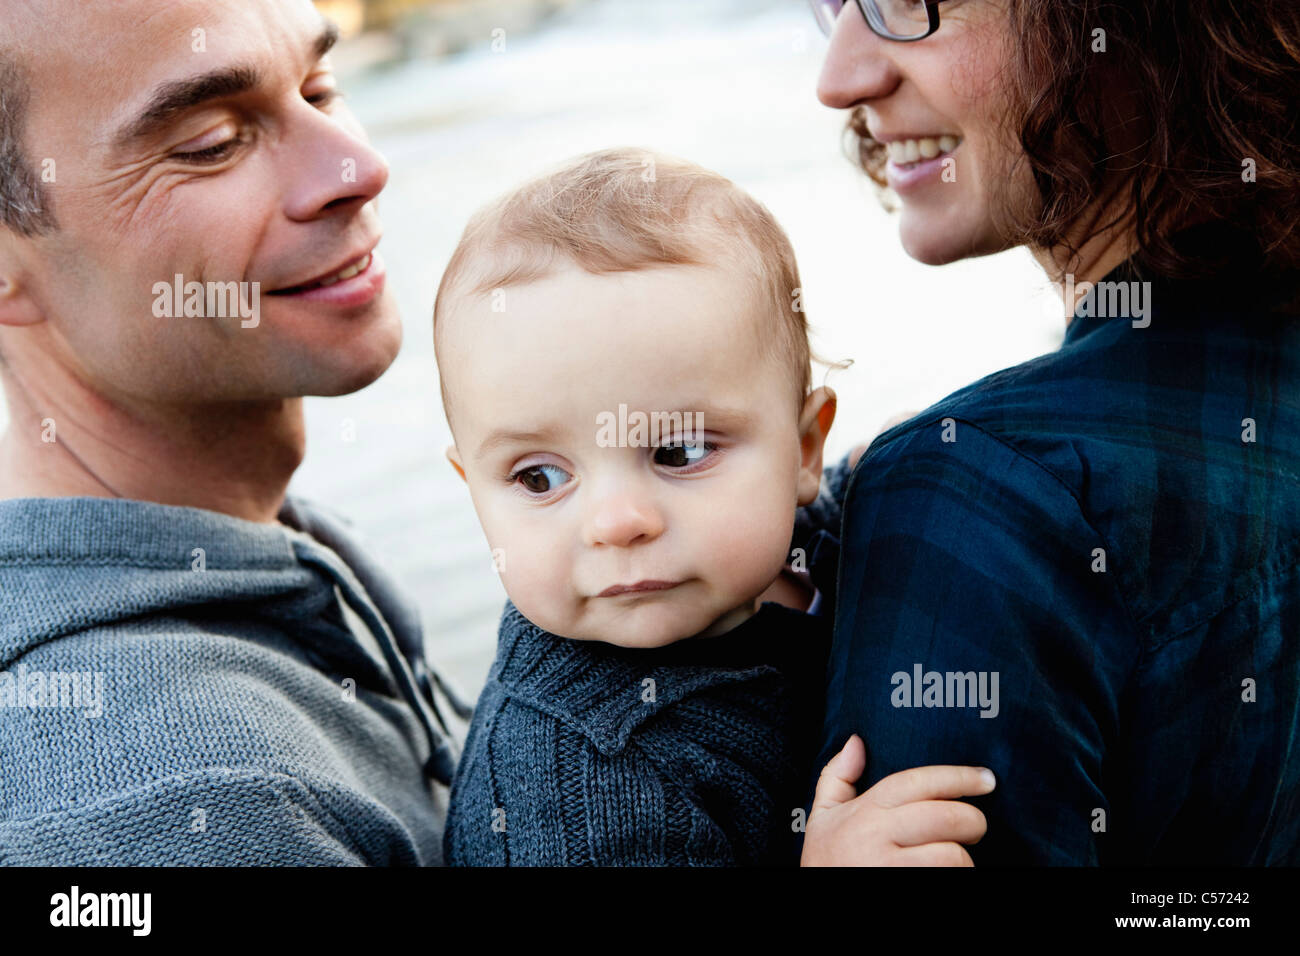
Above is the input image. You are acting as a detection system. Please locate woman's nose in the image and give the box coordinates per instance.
[817,12,903,109]
[584,491,666,548]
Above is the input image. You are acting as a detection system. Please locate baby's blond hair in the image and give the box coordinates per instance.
[433,147,822,424]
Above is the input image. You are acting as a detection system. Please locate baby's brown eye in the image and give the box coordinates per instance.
[512,463,571,495]
[654,441,714,468]
[519,469,549,493]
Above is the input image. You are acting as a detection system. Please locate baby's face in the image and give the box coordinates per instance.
[441,262,826,647]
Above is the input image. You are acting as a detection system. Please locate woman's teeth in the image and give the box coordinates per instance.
[887,136,962,166]
[316,253,371,288]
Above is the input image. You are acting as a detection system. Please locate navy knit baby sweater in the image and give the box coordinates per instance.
[445,595,834,866]
[445,456,851,867]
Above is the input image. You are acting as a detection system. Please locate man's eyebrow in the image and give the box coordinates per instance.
[314,20,341,60]
[114,65,260,147]
[112,20,341,149]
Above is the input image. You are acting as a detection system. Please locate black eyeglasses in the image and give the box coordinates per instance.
[809,0,944,42]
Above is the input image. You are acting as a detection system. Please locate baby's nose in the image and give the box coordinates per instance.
[584,491,666,548]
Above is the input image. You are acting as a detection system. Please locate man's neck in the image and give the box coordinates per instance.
[0,358,305,525]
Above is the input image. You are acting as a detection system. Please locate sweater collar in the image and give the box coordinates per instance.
[490,599,828,756]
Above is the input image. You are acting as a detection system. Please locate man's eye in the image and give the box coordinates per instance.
[654,441,717,470]
[510,463,572,496]
[305,88,342,108]
[174,137,244,164]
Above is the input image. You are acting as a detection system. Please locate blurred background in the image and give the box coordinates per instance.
[299,0,1065,696]
[3,0,1067,696]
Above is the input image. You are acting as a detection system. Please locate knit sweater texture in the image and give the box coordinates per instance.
[0,495,466,865]
[444,455,850,867]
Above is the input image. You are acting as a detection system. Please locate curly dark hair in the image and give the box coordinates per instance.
[847,0,1300,282]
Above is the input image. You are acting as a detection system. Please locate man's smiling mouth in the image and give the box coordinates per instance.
[268,252,373,295]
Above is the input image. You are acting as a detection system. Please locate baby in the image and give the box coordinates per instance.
[434,148,993,865]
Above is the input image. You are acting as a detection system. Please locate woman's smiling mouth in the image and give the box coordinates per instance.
[885,135,962,166]
[882,135,964,193]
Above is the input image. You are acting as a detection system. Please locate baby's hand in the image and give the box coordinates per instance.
[801,735,995,866]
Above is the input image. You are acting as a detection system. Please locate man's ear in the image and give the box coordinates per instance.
[0,278,43,328]
[796,386,836,506]
[446,445,467,483]
[0,237,44,328]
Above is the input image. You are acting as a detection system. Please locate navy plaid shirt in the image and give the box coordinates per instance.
[810,249,1300,865]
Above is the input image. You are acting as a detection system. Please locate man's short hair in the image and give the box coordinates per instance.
[433,147,817,422]
[0,54,57,237]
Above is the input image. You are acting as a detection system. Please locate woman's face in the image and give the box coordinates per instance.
[817,0,1034,265]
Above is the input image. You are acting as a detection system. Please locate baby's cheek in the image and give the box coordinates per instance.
[706,496,794,594]
[497,539,576,635]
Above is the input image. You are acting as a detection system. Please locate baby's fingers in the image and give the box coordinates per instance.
[809,734,867,813]
[889,799,988,848]
[866,764,996,809]
[893,842,976,867]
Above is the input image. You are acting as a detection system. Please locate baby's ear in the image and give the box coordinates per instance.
[796,387,836,505]
[445,445,467,483]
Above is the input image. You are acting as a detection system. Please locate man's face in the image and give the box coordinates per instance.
[3,0,400,403]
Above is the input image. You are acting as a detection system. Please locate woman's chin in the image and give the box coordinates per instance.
[899,210,1004,266]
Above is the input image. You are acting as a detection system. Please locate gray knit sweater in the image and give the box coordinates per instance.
[0,495,466,865]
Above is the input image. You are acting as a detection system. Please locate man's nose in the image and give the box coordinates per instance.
[817,11,902,109]
[279,106,390,222]
[584,487,666,549]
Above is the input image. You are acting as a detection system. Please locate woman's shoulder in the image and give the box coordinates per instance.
[871,298,1299,491]
[849,305,1300,632]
